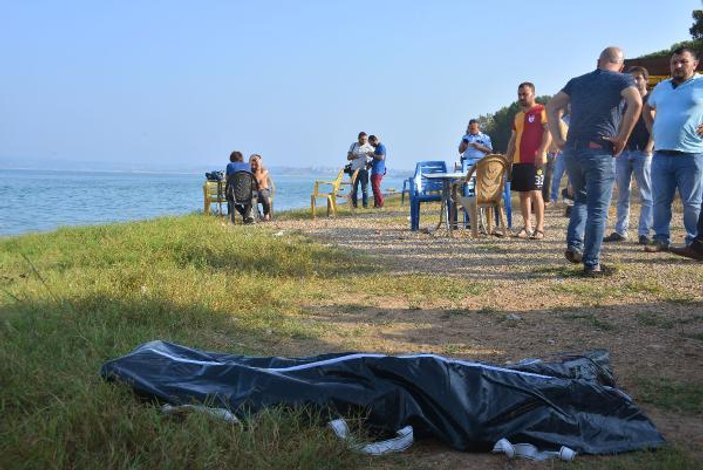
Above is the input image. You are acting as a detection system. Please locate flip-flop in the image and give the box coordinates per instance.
[512,227,531,239]
[530,229,545,240]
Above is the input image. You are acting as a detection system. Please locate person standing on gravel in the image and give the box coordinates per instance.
[642,47,703,254]
[368,135,387,209]
[603,66,654,246]
[505,82,551,240]
[546,46,642,277]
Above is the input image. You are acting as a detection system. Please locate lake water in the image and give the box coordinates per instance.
[0,169,410,237]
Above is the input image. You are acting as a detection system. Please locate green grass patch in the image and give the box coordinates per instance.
[0,215,379,468]
[634,378,703,415]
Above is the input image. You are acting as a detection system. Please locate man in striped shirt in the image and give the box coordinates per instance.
[505,82,551,239]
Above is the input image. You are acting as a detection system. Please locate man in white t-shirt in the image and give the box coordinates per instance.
[347,131,374,208]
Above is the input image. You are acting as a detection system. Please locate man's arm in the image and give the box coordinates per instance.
[472,138,492,155]
[605,86,643,156]
[642,102,655,135]
[536,123,552,167]
[546,91,570,149]
[505,130,517,162]
[458,139,468,155]
[372,148,386,161]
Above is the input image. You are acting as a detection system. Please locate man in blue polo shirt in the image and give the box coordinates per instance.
[546,47,642,277]
[458,119,492,168]
[643,47,703,253]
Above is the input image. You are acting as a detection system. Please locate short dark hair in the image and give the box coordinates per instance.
[627,65,649,80]
[229,151,244,162]
[358,131,367,139]
[469,119,479,126]
[518,82,535,92]
[368,134,378,142]
[672,46,698,60]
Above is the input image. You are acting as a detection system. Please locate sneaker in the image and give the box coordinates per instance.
[638,235,651,245]
[564,248,583,264]
[583,264,616,278]
[603,232,626,243]
[669,244,703,261]
[644,241,670,253]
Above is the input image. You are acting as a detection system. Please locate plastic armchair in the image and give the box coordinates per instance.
[400,177,412,206]
[452,158,512,230]
[310,169,359,218]
[455,154,510,237]
[409,160,447,231]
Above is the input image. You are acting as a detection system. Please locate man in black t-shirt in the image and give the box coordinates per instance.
[546,47,642,277]
[603,66,654,245]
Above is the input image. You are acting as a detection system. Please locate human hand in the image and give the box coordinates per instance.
[603,135,626,157]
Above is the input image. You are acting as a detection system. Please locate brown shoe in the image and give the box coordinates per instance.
[644,241,670,253]
[669,244,703,261]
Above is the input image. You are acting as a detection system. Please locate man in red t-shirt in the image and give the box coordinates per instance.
[506,82,552,239]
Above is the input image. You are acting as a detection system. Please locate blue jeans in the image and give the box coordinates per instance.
[651,152,703,245]
[351,168,369,207]
[550,152,567,202]
[563,147,616,268]
[613,150,652,238]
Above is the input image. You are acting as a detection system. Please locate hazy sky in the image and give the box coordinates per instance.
[0,0,699,171]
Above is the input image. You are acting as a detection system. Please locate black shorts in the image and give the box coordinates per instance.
[511,163,544,192]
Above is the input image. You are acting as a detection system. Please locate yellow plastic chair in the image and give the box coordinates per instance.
[310,168,359,218]
[454,154,510,238]
[203,180,226,215]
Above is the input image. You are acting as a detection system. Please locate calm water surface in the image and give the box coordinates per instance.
[0,169,409,236]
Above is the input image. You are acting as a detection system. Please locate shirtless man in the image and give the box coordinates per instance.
[249,154,272,221]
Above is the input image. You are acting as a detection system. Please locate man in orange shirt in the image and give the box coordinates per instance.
[505,82,552,239]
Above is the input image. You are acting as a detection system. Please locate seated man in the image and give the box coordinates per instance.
[226,150,257,224]
[249,154,272,221]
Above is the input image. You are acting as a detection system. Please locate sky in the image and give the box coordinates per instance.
[0,0,699,172]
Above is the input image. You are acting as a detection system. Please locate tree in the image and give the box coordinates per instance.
[690,9,703,40]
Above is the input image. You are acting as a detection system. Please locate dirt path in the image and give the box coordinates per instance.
[268,202,703,467]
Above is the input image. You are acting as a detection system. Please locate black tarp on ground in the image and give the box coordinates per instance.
[100,340,664,454]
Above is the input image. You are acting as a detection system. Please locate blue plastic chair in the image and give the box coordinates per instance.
[400,177,412,206]
[454,158,512,230]
[409,161,447,231]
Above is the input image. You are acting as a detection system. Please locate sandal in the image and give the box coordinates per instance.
[513,227,531,239]
[530,229,545,240]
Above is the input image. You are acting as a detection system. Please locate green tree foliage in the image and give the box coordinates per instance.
[638,9,703,59]
[477,95,551,154]
[690,9,703,40]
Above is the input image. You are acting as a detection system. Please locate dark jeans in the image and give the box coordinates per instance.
[228,202,255,223]
[563,146,615,269]
[257,188,271,217]
[542,152,555,201]
[352,168,369,207]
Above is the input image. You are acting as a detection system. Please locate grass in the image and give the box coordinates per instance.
[1,202,702,468]
[0,215,371,469]
[634,378,703,415]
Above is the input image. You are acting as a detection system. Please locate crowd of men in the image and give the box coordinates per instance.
[460,45,703,275]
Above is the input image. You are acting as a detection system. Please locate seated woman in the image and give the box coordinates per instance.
[249,154,272,221]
